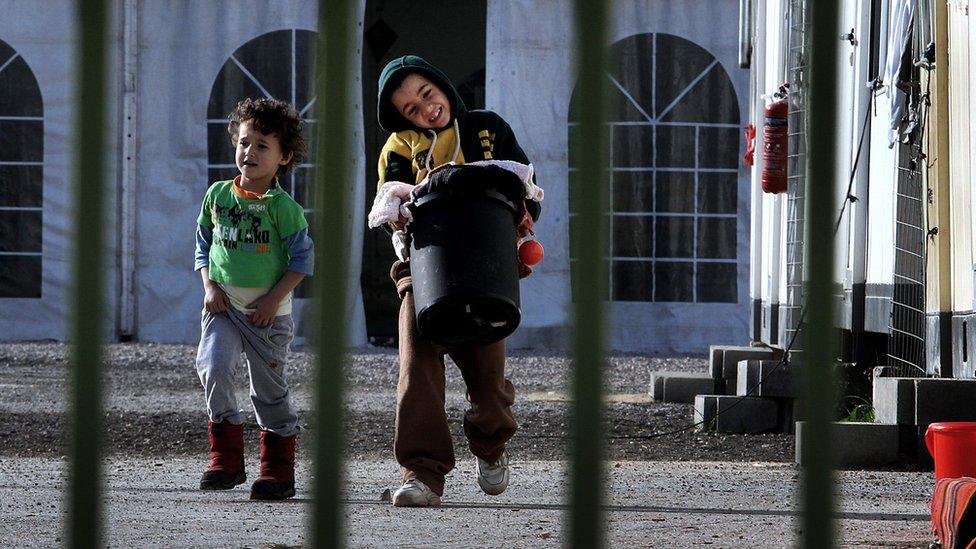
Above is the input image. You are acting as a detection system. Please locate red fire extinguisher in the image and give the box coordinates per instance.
[761,85,789,194]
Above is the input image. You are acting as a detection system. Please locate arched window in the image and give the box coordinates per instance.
[569,33,740,303]
[207,29,317,296]
[0,39,43,298]
[207,29,316,206]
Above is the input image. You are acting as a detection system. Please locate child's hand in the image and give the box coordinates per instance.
[368,181,415,229]
[246,293,280,328]
[204,284,230,313]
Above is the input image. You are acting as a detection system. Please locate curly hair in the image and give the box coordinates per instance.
[227,98,307,175]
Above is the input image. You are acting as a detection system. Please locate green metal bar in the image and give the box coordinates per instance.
[310,0,353,547]
[801,2,841,548]
[67,0,109,547]
[570,0,610,546]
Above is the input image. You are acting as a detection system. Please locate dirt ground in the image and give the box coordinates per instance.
[0,342,795,463]
[0,342,936,547]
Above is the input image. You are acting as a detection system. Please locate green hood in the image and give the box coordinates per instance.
[377,55,466,133]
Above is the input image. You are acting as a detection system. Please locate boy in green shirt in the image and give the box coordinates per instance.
[194,98,313,500]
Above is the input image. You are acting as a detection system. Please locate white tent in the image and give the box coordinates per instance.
[0,0,750,354]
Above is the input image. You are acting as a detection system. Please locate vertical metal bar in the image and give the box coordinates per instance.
[310,0,353,547]
[570,0,609,546]
[67,0,109,547]
[801,2,840,548]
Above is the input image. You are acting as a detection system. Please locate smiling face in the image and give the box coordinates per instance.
[390,73,452,130]
[234,119,292,190]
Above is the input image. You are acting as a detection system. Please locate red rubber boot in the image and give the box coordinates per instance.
[250,431,296,500]
[199,421,246,490]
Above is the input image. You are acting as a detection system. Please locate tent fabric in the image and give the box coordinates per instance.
[0,1,367,346]
[488,0,750,353]
[1,0,749,353]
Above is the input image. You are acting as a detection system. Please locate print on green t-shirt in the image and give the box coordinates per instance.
[198,180,308,288]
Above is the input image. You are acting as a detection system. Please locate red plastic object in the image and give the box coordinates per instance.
[518,239,544,266]
[761,96,789,194]
[925,422,976,480]
[743,123,756,167]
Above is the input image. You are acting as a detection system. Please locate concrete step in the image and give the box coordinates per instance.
[872,373,976,425]
[649,372,716,404]
[794,421,900,469]
[709,345,778,380]
[694,394,778,434]
[871,375,916,425]
[736,359,796,398]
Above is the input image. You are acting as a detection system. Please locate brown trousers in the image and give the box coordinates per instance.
[392,261,517,496]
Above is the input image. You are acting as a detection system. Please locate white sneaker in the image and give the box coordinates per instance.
[476,452,509,495]
[392,478,441,507]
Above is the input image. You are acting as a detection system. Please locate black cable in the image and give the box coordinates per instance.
[833,99,874,235]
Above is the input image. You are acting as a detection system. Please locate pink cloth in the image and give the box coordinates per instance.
[368,181,416,229]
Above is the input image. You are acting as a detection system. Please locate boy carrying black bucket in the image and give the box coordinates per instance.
[368,55,541,506]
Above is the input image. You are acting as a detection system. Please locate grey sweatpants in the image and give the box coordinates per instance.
[195,307,299,436]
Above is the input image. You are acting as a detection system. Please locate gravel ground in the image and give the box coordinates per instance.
[0,457,933,548]
[0,342,793,463]
[0,342,937,548]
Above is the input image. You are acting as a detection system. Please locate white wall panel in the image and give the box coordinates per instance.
[948,1,974,313]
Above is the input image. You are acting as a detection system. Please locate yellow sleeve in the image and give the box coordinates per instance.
[377,132,416,191]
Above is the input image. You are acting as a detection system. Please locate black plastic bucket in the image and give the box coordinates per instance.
[407,164,524,347]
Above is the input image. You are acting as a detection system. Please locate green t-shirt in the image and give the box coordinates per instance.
[197,179,309,287]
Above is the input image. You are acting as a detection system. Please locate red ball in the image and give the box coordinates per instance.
[518,239,544,266]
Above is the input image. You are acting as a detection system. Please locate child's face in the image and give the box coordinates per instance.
[391,74,451,130]
[234,119,292,186]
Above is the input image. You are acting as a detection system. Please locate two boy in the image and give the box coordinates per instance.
[193,55,537,507]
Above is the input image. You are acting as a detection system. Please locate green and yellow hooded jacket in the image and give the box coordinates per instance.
[376,55,540,221]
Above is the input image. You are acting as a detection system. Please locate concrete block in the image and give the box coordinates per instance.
[795,421,900,469]
[872,376,915,425]
[910,425,934,470]
[735,359,795,398]
[786,349,803,365]
[713,376,735,396]
[709,345,777,380]
[708,346,725,379]
[694,395,778,434]
[775,398,802,434]
[649,372,715,403]
[914,378,976,424]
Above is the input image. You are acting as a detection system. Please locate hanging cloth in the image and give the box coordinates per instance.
[883,0,915,147]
